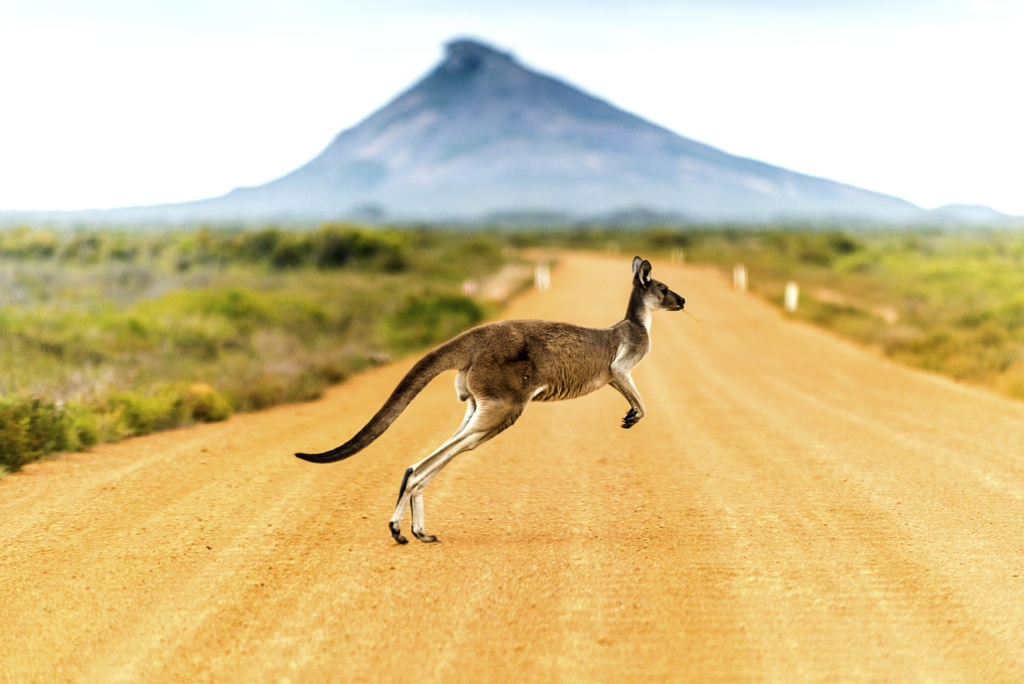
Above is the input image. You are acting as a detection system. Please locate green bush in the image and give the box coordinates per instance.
[68,411,99,450]
[105,384,233,438]
[0,398,71,473]
[183,384,233,423]
[388,294,485,352]
[312,225,407,270]
[270,241,311,269]
[237,228,282,261]
[109,389,190,436]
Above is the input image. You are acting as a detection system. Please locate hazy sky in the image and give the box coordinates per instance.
[1,0,1021,214]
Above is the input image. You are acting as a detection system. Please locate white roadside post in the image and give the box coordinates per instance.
[733,263,747,291]
[461,279,478,296]
[534,263,550,291]
[671,248,685,265]
[784,282,800,312]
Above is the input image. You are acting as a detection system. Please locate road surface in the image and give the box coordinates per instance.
[2,254,1024,683]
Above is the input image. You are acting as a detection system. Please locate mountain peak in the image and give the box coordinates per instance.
[442,39,515,74]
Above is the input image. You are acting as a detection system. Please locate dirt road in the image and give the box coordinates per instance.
[3,254,1024,683]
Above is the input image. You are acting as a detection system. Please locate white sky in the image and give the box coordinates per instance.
[0,0,1021,214]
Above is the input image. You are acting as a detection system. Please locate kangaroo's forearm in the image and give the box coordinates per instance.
[610,376,645,414]
[611,376,646,429]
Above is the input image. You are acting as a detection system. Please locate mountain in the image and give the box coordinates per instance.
[170,39,922,223]
[928,204,1023,226]
[3,39,1016,225]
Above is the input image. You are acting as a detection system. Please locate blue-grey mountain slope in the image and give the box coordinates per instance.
[176,39,921,223]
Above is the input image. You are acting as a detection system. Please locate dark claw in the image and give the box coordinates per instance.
[621,407,640,429]
[390,522,408,545]
[413,531,440,543]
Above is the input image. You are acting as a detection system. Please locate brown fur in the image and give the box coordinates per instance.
[296,256,684,543]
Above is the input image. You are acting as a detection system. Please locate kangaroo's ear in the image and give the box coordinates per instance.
[639,259,653,285]
[632,256,643,278]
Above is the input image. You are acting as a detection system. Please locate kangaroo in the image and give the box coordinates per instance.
[296,256,685,544]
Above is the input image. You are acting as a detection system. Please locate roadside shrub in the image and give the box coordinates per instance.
[0,398,71,473]
[107,384,233,437]
[388,294,485,351]
[224,376,291,412]
[67,410,99,450]
[221,363,347,413]
[109,389,190,436]
[183,383,232,423]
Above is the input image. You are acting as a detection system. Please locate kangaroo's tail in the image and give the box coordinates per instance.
[295,335,473,464]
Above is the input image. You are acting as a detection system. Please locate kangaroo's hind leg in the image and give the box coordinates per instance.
[389,385,476,544]
[409,399,526,542]
[391,398,526,544]
[451,395,477,440]
[390,425,480,544]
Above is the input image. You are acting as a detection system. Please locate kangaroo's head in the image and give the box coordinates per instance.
[632,256,685,312]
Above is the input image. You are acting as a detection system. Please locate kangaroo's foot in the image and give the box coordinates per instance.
[412,529,439,543]
[621,407,641,429]
[389,521,408,545]
[410,492,440,543]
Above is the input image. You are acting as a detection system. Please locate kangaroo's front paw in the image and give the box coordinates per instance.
[390,521,408,545]
[621,407,641,429]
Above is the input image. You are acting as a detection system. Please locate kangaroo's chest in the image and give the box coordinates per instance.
[531,339,647,403]
[532,372,611,402]
[531,346,615,402]
[611,337,649,374]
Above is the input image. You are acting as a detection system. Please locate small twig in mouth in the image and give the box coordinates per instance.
[681,309,702,323]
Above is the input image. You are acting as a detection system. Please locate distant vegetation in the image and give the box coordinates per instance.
[0,225,512,473]
[510,226,1024,401]
[4,222,1023,475]
[687,229,1024,400]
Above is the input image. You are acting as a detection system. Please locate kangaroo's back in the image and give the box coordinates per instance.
[472,320,621,402]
